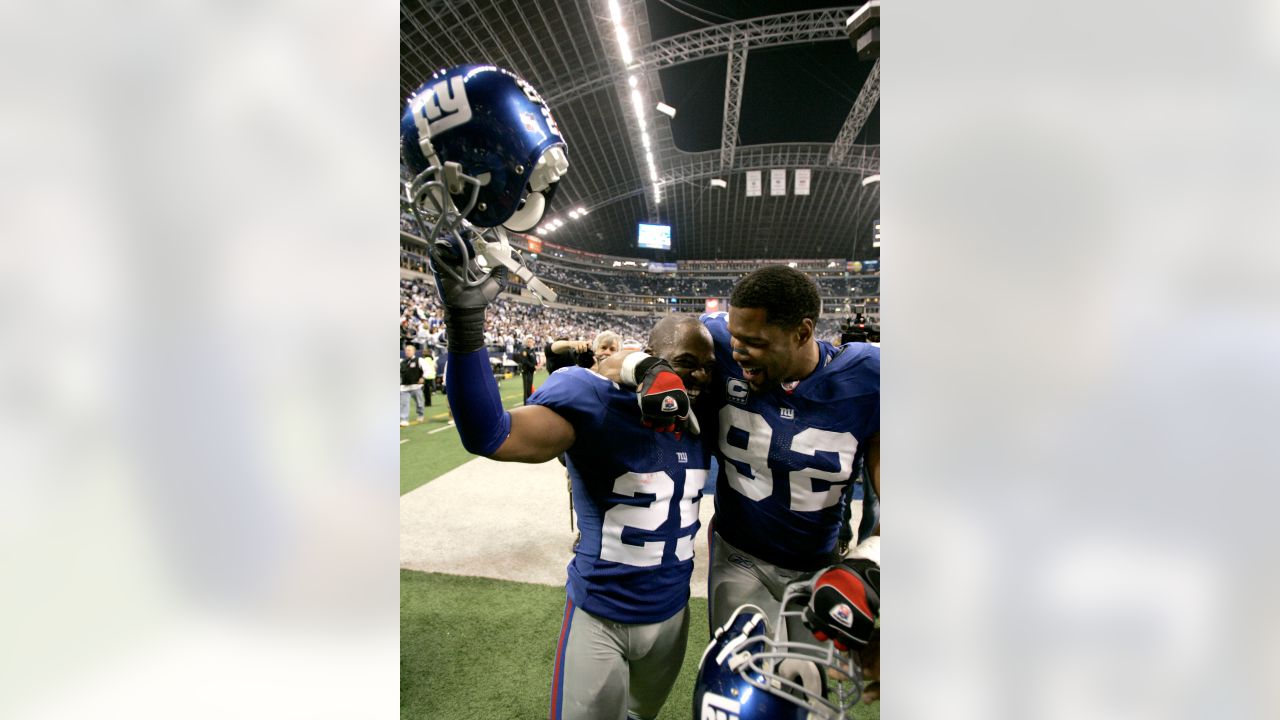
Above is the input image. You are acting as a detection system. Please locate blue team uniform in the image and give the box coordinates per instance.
[529,367,712,624]
[700,312,879,571]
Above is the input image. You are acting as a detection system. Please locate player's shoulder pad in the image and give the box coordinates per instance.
[700,311,731,344]
[819,342,879,399]
[544,365,615,386]
[530,366,614,407]
[700,311,729,329]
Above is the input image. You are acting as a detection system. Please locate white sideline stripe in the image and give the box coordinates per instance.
[400,439,409,444]
[427,421,456,435]
[400,456,716,598]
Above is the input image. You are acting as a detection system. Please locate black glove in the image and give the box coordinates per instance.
[631,355,698,436]
[428,229,507,354]
[802,557,879,652]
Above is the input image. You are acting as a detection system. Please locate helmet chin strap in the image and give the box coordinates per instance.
[502,191,545,232]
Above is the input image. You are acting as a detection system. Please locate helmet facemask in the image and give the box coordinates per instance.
[402,156,492,292]
[700,582,867,719]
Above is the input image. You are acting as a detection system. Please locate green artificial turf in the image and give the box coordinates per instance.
[400,370,549,495]
[400,570,879,720]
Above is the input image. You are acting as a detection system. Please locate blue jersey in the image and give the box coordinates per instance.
[701,312,879,570]
[529,367,712,624]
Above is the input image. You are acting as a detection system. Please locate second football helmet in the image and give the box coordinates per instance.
[693,582,864,719]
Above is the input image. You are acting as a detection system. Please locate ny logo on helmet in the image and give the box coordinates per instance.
[700,692,740,720]
[661,396,678,413]
[411,76,472,138]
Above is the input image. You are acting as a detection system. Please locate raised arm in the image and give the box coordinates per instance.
[489,405,576,462]
[419,226,579,464]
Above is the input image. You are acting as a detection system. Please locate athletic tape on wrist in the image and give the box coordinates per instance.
[619,351,654,388]
[445,349,511,456]
[444,306,486,353]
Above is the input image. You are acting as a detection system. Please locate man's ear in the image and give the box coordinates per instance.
[795,318,815,345]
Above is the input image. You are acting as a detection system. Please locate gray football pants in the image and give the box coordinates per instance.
[550,599,689,720]
[707,526,823,646]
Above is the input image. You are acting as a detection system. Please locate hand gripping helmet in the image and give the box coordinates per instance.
[401,64,568,235]
[693,583,864,719]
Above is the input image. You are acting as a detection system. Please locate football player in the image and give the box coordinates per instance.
[607,265,880,657]
[438,277,714,719]
[403,63,717,720]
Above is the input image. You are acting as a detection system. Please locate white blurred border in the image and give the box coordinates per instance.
[0,2,398,717]
[890,1,1280,719]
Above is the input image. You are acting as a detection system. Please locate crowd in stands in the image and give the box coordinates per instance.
[400,247,878,301]
[401,277,654,361]
[400,246,879,370]
[527,259,740,298]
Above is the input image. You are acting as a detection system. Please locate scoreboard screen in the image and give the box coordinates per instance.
[637,223,671,250]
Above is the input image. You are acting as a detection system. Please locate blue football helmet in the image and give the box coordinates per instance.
[400,64,564,303]
[401,63,567,233]
[693,581,864,719]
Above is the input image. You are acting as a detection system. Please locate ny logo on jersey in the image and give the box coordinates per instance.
[725,378,749,405]
[780,407,795,419]
[676,452,688,464]
[412,76,472,137]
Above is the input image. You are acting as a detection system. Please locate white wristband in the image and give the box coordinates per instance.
[619,351,654,388]
[847,535,880,566]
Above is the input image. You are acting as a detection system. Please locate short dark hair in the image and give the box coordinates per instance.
[730,266,821,328]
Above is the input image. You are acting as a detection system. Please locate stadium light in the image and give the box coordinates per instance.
[576,207,587,215]
[605,0,660,213]
[709,178,727,189]
[872,240,881,247]
[618,29,633,65]
[568,210,579,219]
[862,174,881,187]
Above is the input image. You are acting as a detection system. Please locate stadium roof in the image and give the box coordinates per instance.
[401,0,879,261]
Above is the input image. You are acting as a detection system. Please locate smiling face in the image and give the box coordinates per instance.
[727,306,813,392]
[648,317,715,403]
[592,331,622,361]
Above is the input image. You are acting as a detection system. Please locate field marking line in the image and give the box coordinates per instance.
[401,439,410,444]
[428,421,457,435]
